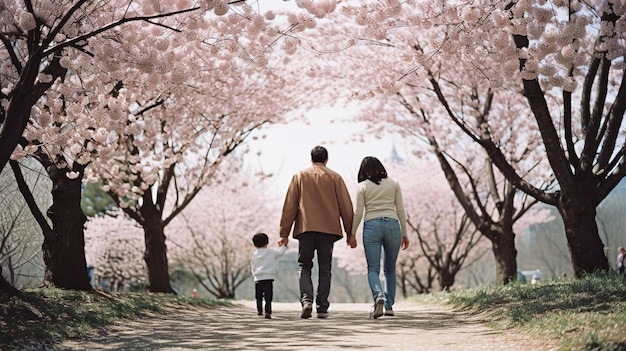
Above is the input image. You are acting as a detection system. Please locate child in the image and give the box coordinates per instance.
[250,232,286,319]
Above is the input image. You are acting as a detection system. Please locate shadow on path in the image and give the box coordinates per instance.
[60,301,554,351]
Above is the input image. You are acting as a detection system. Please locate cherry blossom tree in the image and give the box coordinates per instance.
[84,210,146,292]
[1,0,330,292]
[415,0,625,277]
[0,0,202,171]
[394,160,487,292]
[402,175,485,291]
[168,164,281,299]
[292,2,551,284]
[0,1,205,291]
[80,6,318,292]
[307,0,623,277]
[391,94,552,285]
[501,0,625,276]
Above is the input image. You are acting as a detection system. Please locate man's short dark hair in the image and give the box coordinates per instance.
[253,233,269,248]
[311,146,328,163]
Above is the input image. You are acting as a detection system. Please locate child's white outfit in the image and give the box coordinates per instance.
[251,245,287,317]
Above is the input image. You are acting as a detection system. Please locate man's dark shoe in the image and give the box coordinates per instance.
[301,302,313,319]
[317,311,329,319]
[265,312,271,319]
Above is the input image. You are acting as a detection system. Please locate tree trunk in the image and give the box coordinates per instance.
[140,201,174,293]
[0,266,20,296]
[43,164,92,291]
[438,271,456,291]
[559,191,610,277]
[0,77,36,173]
[7,256,15,285]
[489,229,518,284]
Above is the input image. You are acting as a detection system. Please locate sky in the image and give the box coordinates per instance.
[244,1,412,199]
[245,104,410,199]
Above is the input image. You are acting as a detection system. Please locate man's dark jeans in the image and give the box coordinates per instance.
[296,231,336,313]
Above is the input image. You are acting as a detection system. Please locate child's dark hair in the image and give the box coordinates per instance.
[253,233,269,248]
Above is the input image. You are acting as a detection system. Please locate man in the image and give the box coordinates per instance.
[279,146,355,319]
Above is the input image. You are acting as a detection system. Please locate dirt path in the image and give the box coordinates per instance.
[59,301,557,350]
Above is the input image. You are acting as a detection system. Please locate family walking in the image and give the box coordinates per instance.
[252,145,409,320]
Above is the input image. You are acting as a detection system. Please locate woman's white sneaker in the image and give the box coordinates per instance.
[372,297,384,319]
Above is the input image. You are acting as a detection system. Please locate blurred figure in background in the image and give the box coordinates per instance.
[531,269,542,284]
[617,247,625,275]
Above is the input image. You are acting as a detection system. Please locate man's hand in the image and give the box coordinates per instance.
[278,236,289,247]
[347,235,357,249]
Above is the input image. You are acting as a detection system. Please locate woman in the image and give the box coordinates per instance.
[351,156,409,319]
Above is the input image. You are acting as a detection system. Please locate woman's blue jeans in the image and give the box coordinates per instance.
[363,217,402,309]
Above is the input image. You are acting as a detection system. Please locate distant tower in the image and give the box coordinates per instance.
[390,143,404,165]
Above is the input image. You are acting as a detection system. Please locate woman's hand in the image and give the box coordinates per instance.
[401,236,409,250]
[347,235,357,249]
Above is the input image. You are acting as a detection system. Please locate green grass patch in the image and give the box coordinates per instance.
[0,288,229,350]
[445,272,626,351]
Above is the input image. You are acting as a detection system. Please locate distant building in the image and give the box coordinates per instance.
[389,144,404,165]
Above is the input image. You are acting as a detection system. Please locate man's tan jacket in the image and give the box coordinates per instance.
[279,163,354,240]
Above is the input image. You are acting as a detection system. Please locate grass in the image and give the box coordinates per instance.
[442,272,626,351]
[0,288,229,350]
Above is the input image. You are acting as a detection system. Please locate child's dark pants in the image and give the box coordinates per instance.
[255,279,274,314]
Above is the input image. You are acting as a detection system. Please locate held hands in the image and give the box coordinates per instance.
[347,234,357,249]
[401,236,409,250]
[278,237,289,247]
